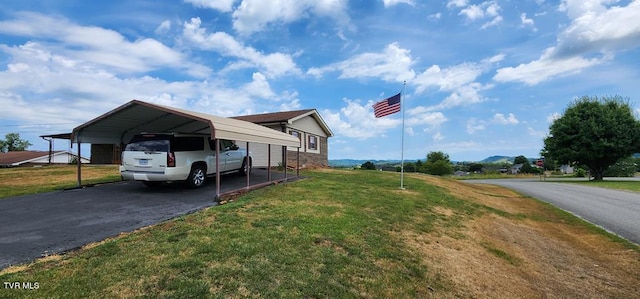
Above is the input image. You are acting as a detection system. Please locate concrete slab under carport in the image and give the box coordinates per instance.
[0,168,293,270]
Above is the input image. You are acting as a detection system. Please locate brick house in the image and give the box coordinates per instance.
[233,109,333,168]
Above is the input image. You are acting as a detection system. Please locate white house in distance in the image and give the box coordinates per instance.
[0,150,90,167]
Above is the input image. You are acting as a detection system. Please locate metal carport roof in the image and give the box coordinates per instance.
[70,100,301,198]
[71,100,301,147]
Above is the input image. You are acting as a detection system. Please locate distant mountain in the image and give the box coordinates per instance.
[329,159,417,167]
[480,155,513,163]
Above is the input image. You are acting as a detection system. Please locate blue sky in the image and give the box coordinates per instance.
[1,0,639,162]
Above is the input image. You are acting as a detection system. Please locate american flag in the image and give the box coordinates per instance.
[373,93,401,118]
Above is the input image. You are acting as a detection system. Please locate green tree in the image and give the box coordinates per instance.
[0,133,32,152]
[415,160,423,172]
[424,151,453,176]
[361,161,376,170]
[603,156,637,177]
[543,96,640,180]
[513,155,533,173]
[468,163,483,173]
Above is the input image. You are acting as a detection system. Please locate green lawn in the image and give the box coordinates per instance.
[0,165,121,199]
[1,169,636,298]
[563,180,640,192]
[0,169,481,298]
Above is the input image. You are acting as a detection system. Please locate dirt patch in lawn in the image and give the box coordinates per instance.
[402,174,640,298]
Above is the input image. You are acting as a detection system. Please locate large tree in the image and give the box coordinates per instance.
[424,151,453,176]
[543,96,640,180]
[0,133,32,152]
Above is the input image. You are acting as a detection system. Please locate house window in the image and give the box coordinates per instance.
[308,135,318,150]
[290,130,301,140]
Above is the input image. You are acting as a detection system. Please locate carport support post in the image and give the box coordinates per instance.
[283,145,287,180]
[267,144,271,181]
[245,142,250,190]
[297,147,300,177]
[215,139,221,199]
[76,141,82,186]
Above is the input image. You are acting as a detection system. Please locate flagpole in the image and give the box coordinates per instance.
[400,81,406,190]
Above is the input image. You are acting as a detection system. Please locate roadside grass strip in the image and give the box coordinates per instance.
[562,180,640,192]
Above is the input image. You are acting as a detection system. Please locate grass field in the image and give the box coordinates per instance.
[563,180,640,192]
[1,168,638,298]
[0,165,121,199]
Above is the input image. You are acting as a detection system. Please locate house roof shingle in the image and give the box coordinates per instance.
[231,109,315,124]
[232,109,333,137]
[0,151,62,166]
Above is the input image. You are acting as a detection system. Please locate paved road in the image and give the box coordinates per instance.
[0,168,290,270]
[468,178,640,244]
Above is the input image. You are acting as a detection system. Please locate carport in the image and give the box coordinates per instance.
[71,100,301,199]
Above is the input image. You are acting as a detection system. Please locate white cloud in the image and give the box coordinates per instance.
[243,72,275,99]
[481,15,503,29]
[546,112,562,123]
[555,0,640,57]
[322,99,400,139]
[0,39,297,133]
[447,0,469,9]
[428,13,442,21]
[527,126,546,138]
[383,0,415,7]
[520,13,537,31]
[307,42,415,83]
[182,17,300,78]
[558,0,618,19]
[414,63,482,93]
[460,5,485,20]
[231,0,351,35]
[415,54,502,93]
[0,12,210,78]
[493,47,610,85]
[155,20,171,34]
[492,113,519,125]
[494,0,640,85]
[184,0,237,12]
[466,112,518,134]
[457,1,502,24]
[466,118,486,134]
[414,55,503,110]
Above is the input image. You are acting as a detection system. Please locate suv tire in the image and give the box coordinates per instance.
[187,164,207,188]
[239,158,251,176]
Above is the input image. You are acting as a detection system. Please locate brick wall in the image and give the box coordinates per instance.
[286,136,328,168]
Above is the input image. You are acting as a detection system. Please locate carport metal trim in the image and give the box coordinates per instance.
[71,100,301,198]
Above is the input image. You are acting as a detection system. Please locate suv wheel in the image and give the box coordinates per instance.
[188,164,206,188]
[239,158,251,176]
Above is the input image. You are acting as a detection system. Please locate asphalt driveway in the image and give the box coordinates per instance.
[0,168,290,270]
[468,178,640,244]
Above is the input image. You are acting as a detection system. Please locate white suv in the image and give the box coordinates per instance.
[120,133,251,188]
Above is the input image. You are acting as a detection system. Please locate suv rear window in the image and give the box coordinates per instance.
[125,135,170,152]
[125,135,205,152]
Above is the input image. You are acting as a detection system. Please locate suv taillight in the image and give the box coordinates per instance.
[167,152,175,167]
